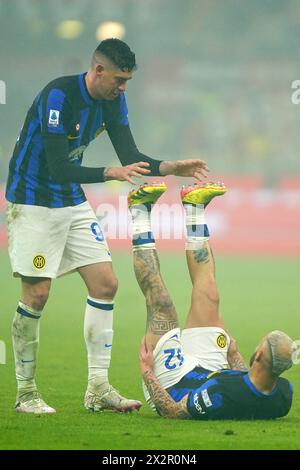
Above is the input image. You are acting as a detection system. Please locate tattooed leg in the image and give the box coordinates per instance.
[128,184,178,350]
[184,241,225,329]
[133,249,178,350]
[181,184,226,329]
[185,243,247,370]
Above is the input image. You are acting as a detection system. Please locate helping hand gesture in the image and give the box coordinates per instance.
[104,162,151,185]
[160,159,209,180]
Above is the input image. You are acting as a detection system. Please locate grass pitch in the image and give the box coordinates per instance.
[0,250,299,450]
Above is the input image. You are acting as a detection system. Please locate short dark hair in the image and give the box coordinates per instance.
[93,38,137,71]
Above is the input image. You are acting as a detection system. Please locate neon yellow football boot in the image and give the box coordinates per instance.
[181,182,227,206]
[128,182,167,207]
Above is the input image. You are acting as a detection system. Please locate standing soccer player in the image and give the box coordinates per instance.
[6,38,208,414]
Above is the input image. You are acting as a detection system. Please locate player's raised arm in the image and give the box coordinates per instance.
[107,123,163,176]
[108,122,209,181]
[44,136,151,185]
[106,93,209,181]
[44,134,107,184]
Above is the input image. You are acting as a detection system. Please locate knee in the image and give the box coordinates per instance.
[89,275,118,300]
[23,285,50,311]
[102,276,118,299]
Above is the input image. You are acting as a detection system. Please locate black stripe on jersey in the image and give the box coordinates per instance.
[13,116,41,205]
[58,99,95,207]
[40,86,84,208]
[19,136,38,204]
[89,107,102,142]
[80,105,98,145]
[37,91,57,207]
[6,106,34,202]
[55,103,96,207]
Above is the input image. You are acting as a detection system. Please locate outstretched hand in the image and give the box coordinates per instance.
[160,159,209,180]
[104,162,151,185]
[139,337,154,375]
[174,159,209,180]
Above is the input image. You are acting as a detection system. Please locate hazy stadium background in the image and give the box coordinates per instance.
[0,0,299,451]
[0,0,300,255]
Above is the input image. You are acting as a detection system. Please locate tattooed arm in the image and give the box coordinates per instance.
[142,370,190,419]
[140,338,190,419]
[227,337,249,371]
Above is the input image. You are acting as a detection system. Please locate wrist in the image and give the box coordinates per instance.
[103,167,113,181]
[159,161,176,176]
[141,368,153,379]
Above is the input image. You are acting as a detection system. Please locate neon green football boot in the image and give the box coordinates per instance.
[181,182,227,206]
[128,182,167,207]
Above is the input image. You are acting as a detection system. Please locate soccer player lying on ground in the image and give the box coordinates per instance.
[128,182,294,419]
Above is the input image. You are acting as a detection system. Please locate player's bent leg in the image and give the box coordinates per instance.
[181,182,226,329]
[129,183,178,351]
[129,184,190,410]
[13,277,55,414]
[185,243,224,328]
[78,262,142,413]
[181,184,230,371]
[134,249,178,350]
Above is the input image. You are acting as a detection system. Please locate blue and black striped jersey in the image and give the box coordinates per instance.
[6,73,161,208]
[168,367,293,420]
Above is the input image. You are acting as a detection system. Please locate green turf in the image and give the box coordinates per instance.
[0,250,299,450]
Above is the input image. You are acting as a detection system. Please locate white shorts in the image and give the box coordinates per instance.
[7,201,111,278]
[181,327,230,371]
[143,327,230,410]
[143,328,196,410]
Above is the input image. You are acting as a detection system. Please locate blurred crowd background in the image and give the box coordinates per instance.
[0,0,299,184]
[0,0,299,254]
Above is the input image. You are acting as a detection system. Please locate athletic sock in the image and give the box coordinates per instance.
[183,202,210,250]
[12,301,41,399]
[84,296,114,389]
[129,203,155,250]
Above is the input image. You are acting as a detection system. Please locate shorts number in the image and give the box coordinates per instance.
[164,348,184,370]
[91,222,104,242]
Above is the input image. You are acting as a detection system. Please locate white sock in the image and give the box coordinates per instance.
[183,202,210,250]
[12,301,42,399]
[129,203,155,250]
[84,296,114,385]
